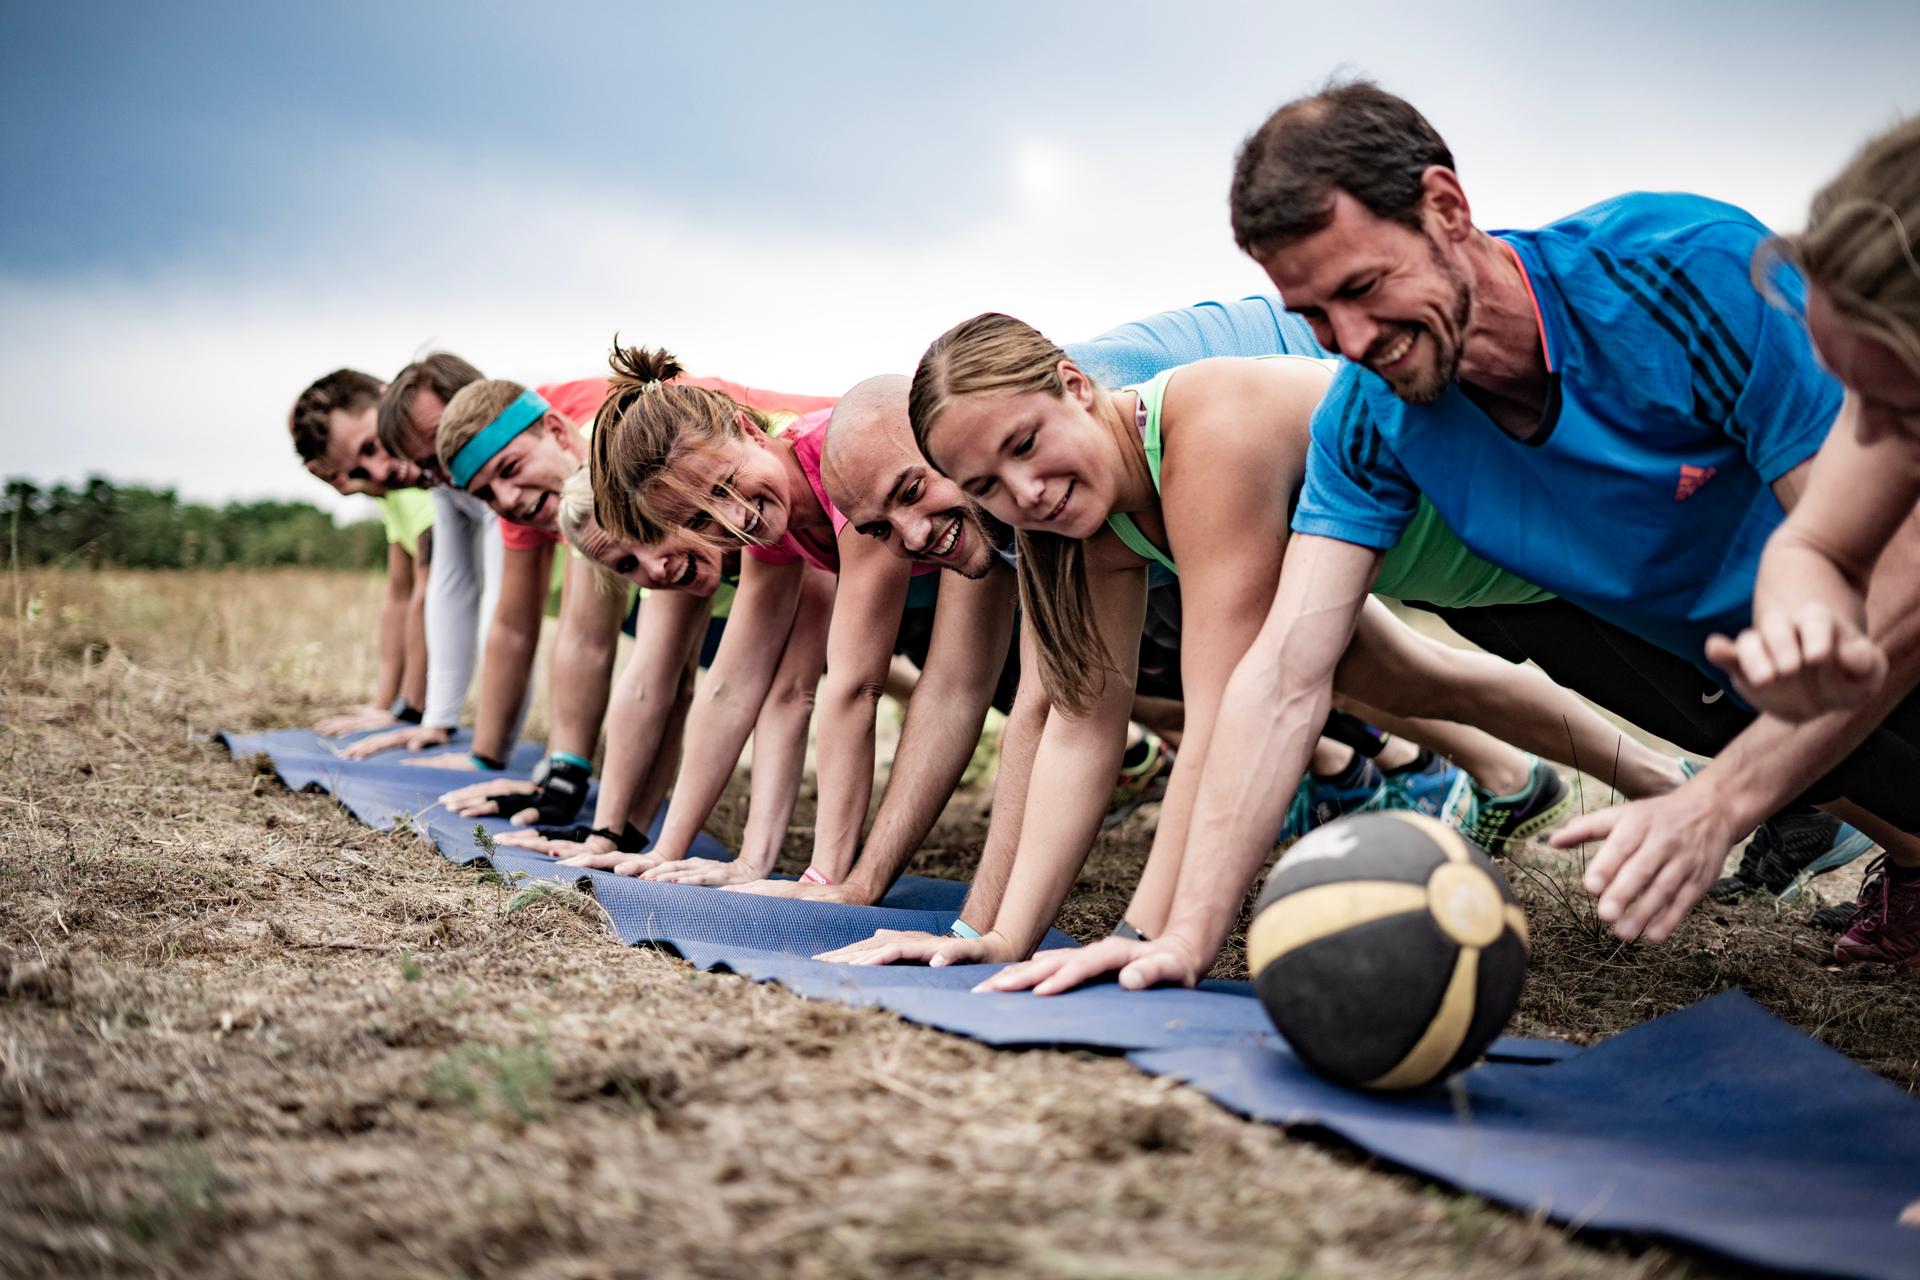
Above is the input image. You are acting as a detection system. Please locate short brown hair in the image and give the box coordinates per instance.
[1230,80,1455,258]
[436,378,531,481]
[289,368,384,464]
[377,352,484,459]
[589,342,772,545]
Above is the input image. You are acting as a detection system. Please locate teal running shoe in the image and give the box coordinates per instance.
[1279,757,1387,841]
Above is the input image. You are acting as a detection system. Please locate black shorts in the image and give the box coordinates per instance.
[1417,596,1920,831]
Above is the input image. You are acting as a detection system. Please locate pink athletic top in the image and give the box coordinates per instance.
[498,375,842,551]
[745,409,937,578]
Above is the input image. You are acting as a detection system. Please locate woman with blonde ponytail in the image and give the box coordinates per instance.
[891,312,1684,983]
[576,341,955,889]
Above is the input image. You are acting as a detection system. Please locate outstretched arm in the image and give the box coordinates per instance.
[652,568,834,884]
[634,557,804,864]
[1706,402,1919,719]
[802,534,914,884]
[1103,535,1377,991]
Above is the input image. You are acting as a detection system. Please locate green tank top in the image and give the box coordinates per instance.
[1104,361,1553,610]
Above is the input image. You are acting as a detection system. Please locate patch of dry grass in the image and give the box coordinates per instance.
[0,569,1902,1279]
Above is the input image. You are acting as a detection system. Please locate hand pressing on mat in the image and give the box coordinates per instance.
[974,935,1205,995]
[725,879,866,905]
[404,751,481,770]
[643,859,768,886]
[339,724,451,760]
[1550,782,1740,943]
[815,929,1011,967]
[559,848,665,877]
[494,829,612,858]
[315,704,397,736]
[439,778,542,821]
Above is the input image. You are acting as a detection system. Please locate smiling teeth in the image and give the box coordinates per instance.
[1377,332,1414,366]
[933,520,959,557]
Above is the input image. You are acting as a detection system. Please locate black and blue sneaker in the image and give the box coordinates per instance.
[1378,747,1461,819]
[1707,808,1875,902]
[1278,755,1387,841]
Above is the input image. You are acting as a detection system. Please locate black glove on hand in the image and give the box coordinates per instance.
[532,822,651,853]
[526,755,592,825]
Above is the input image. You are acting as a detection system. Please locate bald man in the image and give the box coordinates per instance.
[723,376,1024,920]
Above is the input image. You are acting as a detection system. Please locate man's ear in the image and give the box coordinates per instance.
[1419,166,1474,243]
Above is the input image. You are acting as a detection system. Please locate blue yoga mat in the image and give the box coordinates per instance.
[1132,990,1920,1280]
[220,723,1920,1276]
[673,940,1575,1061]
[220,726,728,861]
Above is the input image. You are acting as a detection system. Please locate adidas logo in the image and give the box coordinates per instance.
[1674,464,1717,501]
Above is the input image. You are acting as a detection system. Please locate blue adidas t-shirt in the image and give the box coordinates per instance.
[996,297,1327,579]
[1292,192,1842,681]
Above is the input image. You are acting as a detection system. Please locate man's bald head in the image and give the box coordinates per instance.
[823,374,914,497]
[822,373,1000,578]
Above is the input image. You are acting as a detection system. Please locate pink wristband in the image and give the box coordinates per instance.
[799,866,833,885]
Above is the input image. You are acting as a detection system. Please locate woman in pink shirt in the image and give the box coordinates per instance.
[574,344,945,889]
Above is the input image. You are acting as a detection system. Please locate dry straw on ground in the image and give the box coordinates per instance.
[1,569,1914,1278]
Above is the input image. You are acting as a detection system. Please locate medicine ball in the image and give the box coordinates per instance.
[1248,811,1528,1090]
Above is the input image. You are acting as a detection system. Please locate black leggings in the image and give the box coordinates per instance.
[1418,597,1920,832]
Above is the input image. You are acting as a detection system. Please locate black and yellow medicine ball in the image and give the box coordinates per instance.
[1248,810,1529,1091]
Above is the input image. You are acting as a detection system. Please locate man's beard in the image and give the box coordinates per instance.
[1381,238,1472,404]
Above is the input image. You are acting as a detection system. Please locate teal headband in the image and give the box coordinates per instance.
[449,389,551,488]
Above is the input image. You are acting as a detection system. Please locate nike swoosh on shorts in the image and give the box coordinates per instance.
[1701,688,1726,704]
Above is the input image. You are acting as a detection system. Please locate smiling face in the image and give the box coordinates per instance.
[920,364,1117,542]
[652,423,792,547]
[1259,190,1472,404]
[843,452,999,579]
[1807,287,1920,448]
[574,521,725,594]
[464,416,588,532]
[310,404,422,495]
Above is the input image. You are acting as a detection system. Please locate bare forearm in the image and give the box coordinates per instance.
[373,588,407,707]
[1122,696,1222,936]
[844,676,994,904]
[806,681,882,881]
[402,577,429,710]
[591,672,680,830]
[739,698,813,873]
[548,629,616,760]
[653,678,766,860]
[470,622,539,762]
[988,708,1130,957]
[956,682,1044,932]
[1161,663,1328,966]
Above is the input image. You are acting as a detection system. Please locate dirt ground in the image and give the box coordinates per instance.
[2,569,1915,1279]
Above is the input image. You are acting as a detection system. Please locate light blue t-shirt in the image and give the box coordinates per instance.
[994,296,1328,581]
[1292,192,1843,683]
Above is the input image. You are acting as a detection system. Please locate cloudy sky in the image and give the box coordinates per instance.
[3,1,1916,519]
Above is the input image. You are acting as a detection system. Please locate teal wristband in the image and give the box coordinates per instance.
[948,918,982,940]
[550,750,594,772]
[468,752,506,772]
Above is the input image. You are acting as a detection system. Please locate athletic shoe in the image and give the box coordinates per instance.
[1808,900,1860,934]
[1833,856,1920,967]
[1103,731,1174,829]
[1378,751,1461,819]
[1278,757,1387,841]
[1705,811,1875,902]
[1442,755,1573,857]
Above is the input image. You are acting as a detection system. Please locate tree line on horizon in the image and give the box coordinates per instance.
[3,476,386,571]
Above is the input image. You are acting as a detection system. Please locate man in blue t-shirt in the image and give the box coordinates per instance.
[1060,82,1920,994]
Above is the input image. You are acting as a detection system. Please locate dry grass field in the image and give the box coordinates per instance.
[2,568,1915,1279]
